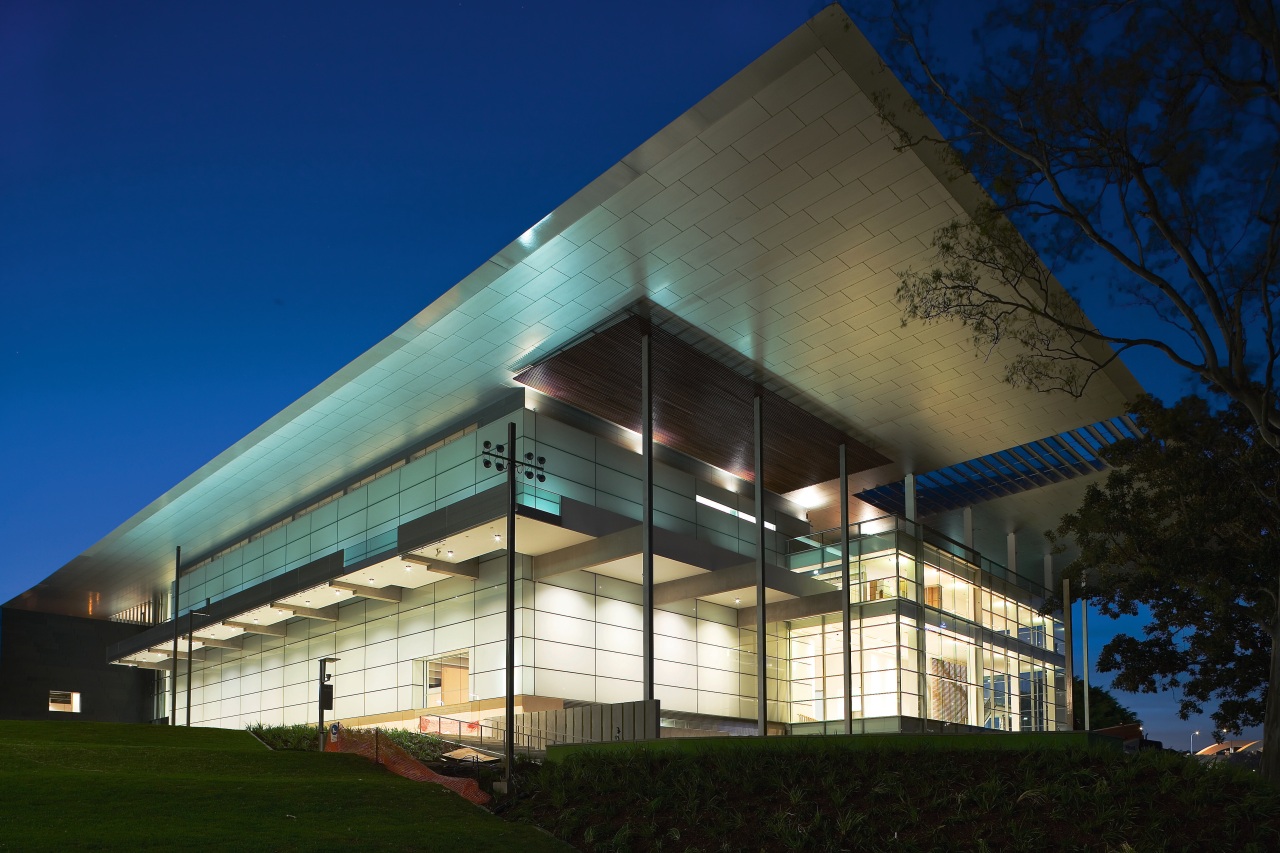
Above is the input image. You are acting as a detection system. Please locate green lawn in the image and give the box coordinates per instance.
[0,721,569,852]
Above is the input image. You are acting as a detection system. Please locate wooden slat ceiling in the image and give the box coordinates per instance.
[515,314,889,494]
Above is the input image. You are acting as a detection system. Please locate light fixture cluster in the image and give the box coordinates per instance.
[481,441,548,482]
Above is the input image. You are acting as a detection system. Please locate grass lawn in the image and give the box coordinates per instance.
[0,721,569,852]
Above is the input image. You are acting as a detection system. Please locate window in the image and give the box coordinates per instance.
[423,652,470,707]
[48,691,81,713]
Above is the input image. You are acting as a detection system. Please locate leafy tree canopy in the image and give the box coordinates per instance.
[863,0,1280,446]
[1049,395,1278,738]
[1073,677,1140,731]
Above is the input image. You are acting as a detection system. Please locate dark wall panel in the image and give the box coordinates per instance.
[0,607,155,722]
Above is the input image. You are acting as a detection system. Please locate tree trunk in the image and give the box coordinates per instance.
[1266,614,1280,785]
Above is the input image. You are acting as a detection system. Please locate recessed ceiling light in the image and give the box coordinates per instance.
[368,577,375,583]
[734,598,741,604]
[447,550,454,558]
[494,534,501,542]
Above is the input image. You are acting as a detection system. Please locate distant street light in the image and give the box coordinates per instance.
[1191,730,1200,754]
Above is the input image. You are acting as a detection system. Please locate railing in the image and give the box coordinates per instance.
[415,712,593,757]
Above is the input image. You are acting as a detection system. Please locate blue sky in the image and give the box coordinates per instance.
[0,1,1243,748]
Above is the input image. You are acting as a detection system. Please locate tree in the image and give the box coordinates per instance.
[1048,395,1279,773]
[1073,677,1141,731]
[864,0,1280,447]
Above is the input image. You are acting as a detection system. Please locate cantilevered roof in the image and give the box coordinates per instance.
[10,5,1140,619]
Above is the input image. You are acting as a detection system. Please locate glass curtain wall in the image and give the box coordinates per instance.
[784,518,1066,733]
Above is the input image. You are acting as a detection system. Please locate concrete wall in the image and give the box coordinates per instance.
[0,607,155,722]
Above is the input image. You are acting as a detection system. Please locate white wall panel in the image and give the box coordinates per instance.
[596,650,642,681]
[655,659,698,689]
[365,687,397,716]
[655,634,697,665]
[596,597,642,630]
[533,668,595,702]
[365,639,397,669]
[654,609,697,638]
[474,612,505,646]
[435,594,474,627]
[434,621,473,655]
[535,583,595,620]
[533,611,595,647]
[397,632,432,662]
[595,677,642,704]
[535,640,595,675]
[655,684,698,714]
[596,623,642,655]
[365,663,397,693]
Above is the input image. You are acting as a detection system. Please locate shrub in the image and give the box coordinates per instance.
[246,723,319,751]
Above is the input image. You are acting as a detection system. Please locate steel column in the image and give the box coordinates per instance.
[839,444,852,735]
[170,546,180,726]
[1062,578,1075,729]
[1081,587,1091,730]
[754,394,767,736]
[641,333,655,735]
[185,611,193,726]
[505,420,517,786]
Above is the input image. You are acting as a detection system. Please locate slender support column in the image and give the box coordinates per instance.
[1062,578,1075,730]
[754,394,767,736]
[641,333,655,736]
[839,444,852,735]
[1080,587,1091,730]
[962,507,974,551]
[903,473,917,523]
[185,611,193,726]
[170,546,181,726]
[504,421,517,787]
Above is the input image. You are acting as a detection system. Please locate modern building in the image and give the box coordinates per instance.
[1,7,1140,741]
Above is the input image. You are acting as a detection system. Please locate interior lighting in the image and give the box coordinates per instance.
[447,550,454,558]
[734,597,741,604]
[695,495,777,531]
[494,534,501,542]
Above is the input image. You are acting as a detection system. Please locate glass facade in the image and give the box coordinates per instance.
[148,404,1066,737]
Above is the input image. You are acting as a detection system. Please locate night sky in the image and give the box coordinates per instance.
[0,1,1246,749]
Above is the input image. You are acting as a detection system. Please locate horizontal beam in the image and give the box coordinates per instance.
[189,635,243,650]
[329,581,403,602]
[653,562,833,606]
[736,590,844,628]
[116,659,174,671]
[271,602,339,621]
[146,646,208,661]
[400,553,479,579]
[224,620,286,636]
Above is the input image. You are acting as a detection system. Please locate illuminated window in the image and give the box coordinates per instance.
[48,691,81,713]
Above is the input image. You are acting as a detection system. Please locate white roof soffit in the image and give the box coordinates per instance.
[16,6,1140,618]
